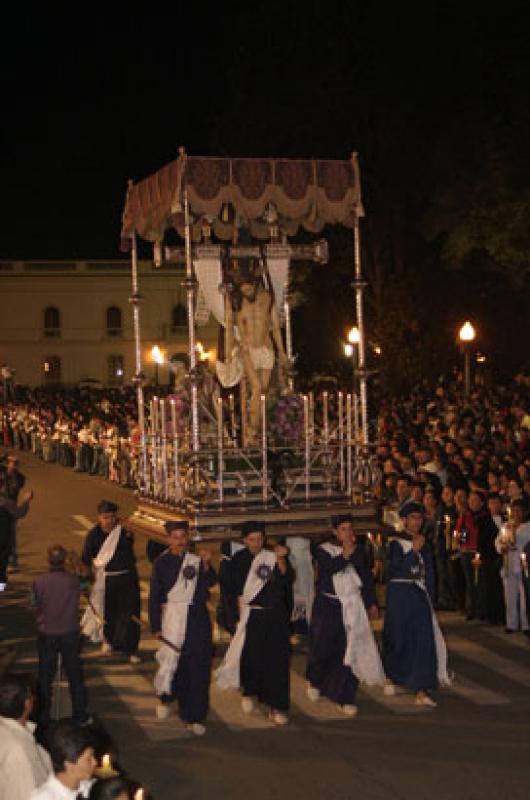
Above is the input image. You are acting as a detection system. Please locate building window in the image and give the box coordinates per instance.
[108,355,124,386]
[106,306,122,337]
[43,306,61,337]
[43,357,61,384]
[171,303,187,332]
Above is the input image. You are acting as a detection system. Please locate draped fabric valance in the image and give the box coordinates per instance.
[120,153,363,250]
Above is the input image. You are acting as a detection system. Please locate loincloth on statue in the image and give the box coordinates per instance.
[244,346,275,370]
[216,345,274,388]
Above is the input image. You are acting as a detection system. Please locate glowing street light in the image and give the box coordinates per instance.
[343,342,354,358]
[458,321,476,343]
[458,321,476,396]
[347,326,361,345]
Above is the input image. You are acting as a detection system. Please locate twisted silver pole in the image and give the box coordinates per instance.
[129,231,148,492]
[353,216,368,447]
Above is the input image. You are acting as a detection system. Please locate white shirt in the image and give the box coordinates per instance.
[30,774,93,799]
[0,716,52,800]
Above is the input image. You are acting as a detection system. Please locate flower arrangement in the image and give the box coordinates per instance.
[166,390,190,434]
[269,394,304,441]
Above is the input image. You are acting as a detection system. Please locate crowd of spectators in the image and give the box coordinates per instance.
[0,674,144,798]
[373,378,530,632]
[0,387,142,489]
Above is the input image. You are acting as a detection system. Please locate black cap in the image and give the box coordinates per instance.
[399,501,425,519]
[241,520,265,538]
[97,500,118,514]
[164,519,189,534]
[331,513,354,529]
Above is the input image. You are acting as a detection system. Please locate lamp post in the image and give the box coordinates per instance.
[346,326,360,394]
[151,345,165,386]
[458,321,476,396]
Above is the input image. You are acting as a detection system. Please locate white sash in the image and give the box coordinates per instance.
[391,539,451,686]
[81,524,122,643]
[215,549,277,690]
[320,543,385,686]
[289,537,315,623]
[154,552,201,696]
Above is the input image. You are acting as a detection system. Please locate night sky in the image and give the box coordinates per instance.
[2,2,529,379]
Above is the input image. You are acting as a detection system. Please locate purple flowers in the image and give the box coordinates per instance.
[256,564,273,581]
[270,394,304,441]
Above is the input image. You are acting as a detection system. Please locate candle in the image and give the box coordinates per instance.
[229,393,236,444]
[353,393,360,451]
[134,789,145,800]
[472,554,481,587]
[521,552,528,579]
[170,398,177,436]
[303,394,310,502]
[261,394,268,505]
[309,392,314,441]
[322,391,329,446]
[338,392,344,491]
[444,515,452,552]
[94,753,119,779]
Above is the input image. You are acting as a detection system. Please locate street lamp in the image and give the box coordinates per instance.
[458,320,476,396]
[151,345,165,386]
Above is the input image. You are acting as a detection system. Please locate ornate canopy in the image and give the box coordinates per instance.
[120,152,363,250]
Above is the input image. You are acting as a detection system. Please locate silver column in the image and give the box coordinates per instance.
[129,231,148,492]
[353,215,369,448]
[183,182,200,468]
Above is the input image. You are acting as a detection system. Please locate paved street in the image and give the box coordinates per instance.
[2,451,530,800]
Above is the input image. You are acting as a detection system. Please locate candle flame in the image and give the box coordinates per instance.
[102,754,111,768]
[134,790,145,800]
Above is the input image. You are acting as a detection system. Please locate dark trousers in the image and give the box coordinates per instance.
[37,631,88,726]
[0,530,10,582]
[461,552,479,619]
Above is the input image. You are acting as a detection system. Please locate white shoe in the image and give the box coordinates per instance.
[270,710,289,726]
[241,697,254,714]
[186,722,206,736]
[341,704,358,717]
[383,682,396,696]
[100,641,112,656]
[156,703,171,720]
[129,654,141,665]
[306,685,320,703]
[415,694,437,708]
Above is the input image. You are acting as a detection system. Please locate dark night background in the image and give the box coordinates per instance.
[2,2,529,390]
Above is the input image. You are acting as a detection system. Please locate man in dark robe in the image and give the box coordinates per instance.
[470,489,504,625]
[306,515,381,716]
[81,500,140,663]
[149,520,216,736]
[216,540,244,636]
[382,501,450,707]
[215,521,294,726]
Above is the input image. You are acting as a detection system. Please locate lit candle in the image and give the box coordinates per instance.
[95,753,119,779]
[134,789,145,800]
[309,392,314,442]
[170,398,177,436]
[338,392,344,490]
[322,391,329,446]
[444,515,452,552]
[229,393,236,443]
[472,553,481,587]
[261,394,268,505]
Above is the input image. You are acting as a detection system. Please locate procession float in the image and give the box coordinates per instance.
[119,149,382,545]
